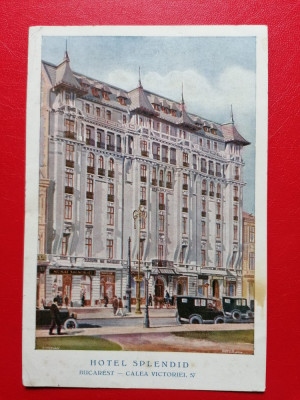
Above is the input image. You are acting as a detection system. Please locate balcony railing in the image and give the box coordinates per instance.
[201,211,206,217]
[234,175,240,180]
[86,191,94,199]
[183,184,188,190]
[162,157,168,163]
[183,162,189,167]
[202,190,207,195]
[216,193,221,198]
[107,144,115,151]
[65,186,74,194]
[86,139,95,146]
[140,199,147,206]
[116,146,122,153]
[209,191,214,197]
[153,154,160,160]
[152,179,157,186]
[141,150,149,157]
[159,204,165,210]
[98,168,105,176]
[216,214,221,220]
[166,182,172,189]
[182,207,188,213]
[170,158,176,165]
[208,170,214,176]
[108,170,114,178]
[107,194,114,202]
[97,142,105,149]
[66,160,74,168]
[233,216,239,221]
[216,172,222,177]
[159,180,164,187]
[234,196,239,202]
[140,176,147,183]
[193,164,197,170]
[201,167,207,173]
[152,259,173,268]
[65,131,75,139]
[87,166,95,174]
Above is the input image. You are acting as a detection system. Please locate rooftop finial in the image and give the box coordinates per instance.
[64,38,70,62]
[231,104,234,124]
[181,82,185,104]
[138,66,142,88]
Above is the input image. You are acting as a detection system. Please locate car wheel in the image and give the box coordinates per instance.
[189,315,203,324]
[64,318,78,330]
[214,316,225,324]
[231,310,241,321]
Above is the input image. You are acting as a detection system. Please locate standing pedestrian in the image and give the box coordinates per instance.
[49,297,61,335]
[112,296,118,315]
[81,292,85,307]
[165,290,170,308]
[104,295,109,307]
[148,293,153,307]
[116,297,124,316]
[64,294,69,307]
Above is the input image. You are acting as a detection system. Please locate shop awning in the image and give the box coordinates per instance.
[151,268,177,275]
[49,268,96,276]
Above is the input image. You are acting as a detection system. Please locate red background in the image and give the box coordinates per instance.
[1,1,299,399]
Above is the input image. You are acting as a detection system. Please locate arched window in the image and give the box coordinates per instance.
[202,180,207,194]
[99,156,104,169]
[88,152,95,168]
[109,158,114,171]
[159,170,164,185]
[210,182,214,192]
[217,183,221,198]
[167,171,172,183]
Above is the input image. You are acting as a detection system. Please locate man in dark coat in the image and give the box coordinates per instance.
[112,296,118,315]
[49,297,61,335]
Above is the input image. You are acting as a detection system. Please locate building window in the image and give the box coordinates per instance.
[202,199,206,211]
[159,192,164,205]
[107,239,113,259]
[217,202,221,215]
[183,195,188,209]
[182,217,187,234]
[96,107,100,117]
[152,167,157,180]
[140,186,146,203]
[85,104,90,114]
[202,221,206,237]
[159,170,164,184]
[249,252,255,270]
[85,238,92,257]
[209,181,214,194]
[202,179,207,193]
[234,225,238,240]
[66,144,74,161]
[64,199,72,220]
[159,214,164,232]
[158,245,164,261]
[207,140,210,150]
[201,250,206,266]
[216,251,222,268]
[106,110,111,120]
[109,158,114,171]
[199,138,203,147]
[61,235,68,256]
[65,172,73,188]
[183,152,189,165]
[234,166,239,179]
[232,251,237,269]
[123,115,127,124]
[216,223,221,238]
[217,183,221,198]
[108,183,114,196]
[141,165,147,181]
[183,173,188,185]
[201,158,206,172]
[65,119,75,135]
[234,205,238,218]
[234,185,238,199]
[87,178,94,193]
[216,163,221,177]
[86,202,93,224]
[141,140,147,152]
[249,226,255,243]
[167,171,172,184]
[88,152,95,168]
[65,92,70,105]
[214,142,218,151]
[140,215,146,230]
[107,206,114,226]
[99,156,104,169]
[166,125,170,134]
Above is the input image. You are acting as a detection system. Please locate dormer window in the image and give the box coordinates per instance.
[211,128,217,135]
[152,103,160,111]
[102,91,110,100]
[171,109,176,117]
[91,87,100,97]
[118,97,126,105]
[203,126,209,133]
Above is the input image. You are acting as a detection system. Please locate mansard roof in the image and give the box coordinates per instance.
[222,122,251,146]
[53,52,82,91]
[129,86,159,116]
[177,106,199,130]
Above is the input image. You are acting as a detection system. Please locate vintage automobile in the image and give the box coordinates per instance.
[176,296,225,324]
[36,308,78,329]
[222,297,254,320]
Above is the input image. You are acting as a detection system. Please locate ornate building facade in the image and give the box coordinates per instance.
[242,212,255,309]
[37,51,250,307]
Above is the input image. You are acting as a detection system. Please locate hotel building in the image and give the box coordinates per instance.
[37,51,250,307]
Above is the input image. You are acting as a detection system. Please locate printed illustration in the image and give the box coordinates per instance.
[36,35,256,355]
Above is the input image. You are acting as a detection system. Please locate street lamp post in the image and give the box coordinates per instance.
[144,266,151,328]
[133,205,147,315]
[126,237,132,313]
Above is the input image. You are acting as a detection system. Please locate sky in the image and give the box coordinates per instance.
[42,35,256,214]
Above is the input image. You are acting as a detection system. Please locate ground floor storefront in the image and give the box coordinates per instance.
[37,264,242,309]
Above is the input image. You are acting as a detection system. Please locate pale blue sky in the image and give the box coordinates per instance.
[42,35,256,214]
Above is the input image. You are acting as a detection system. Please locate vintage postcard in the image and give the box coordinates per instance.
[23,25,267,391]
